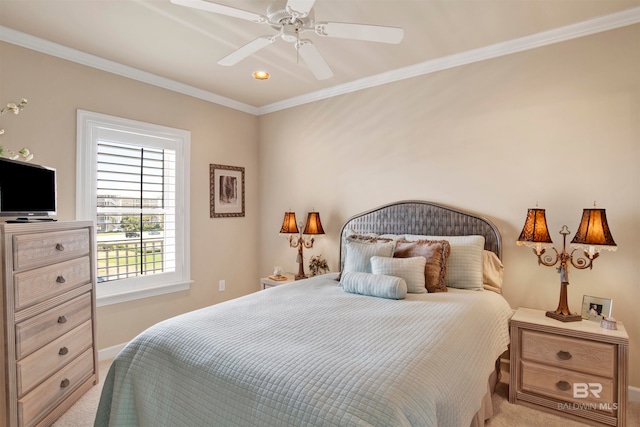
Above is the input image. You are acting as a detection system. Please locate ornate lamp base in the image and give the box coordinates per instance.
[546,281,582,322]
[545,311,582,322]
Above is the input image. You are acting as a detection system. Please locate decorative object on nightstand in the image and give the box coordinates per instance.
[280,211,325,280]
[516,205,616,322]
[261,273,295,290]
[509,307,628,426]
[308,254,329,277]
[581,295,612,322]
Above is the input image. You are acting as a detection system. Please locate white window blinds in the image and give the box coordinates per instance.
[96,141,176,282]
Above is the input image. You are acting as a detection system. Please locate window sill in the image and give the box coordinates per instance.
[96,279,193,307]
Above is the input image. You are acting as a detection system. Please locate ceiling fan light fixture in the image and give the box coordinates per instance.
[253,70,271,80]
[174,0,404,80]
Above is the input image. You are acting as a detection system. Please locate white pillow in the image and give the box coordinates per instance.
[342,239,395,274]
[405,234,485,290]
[370,255,427,294]
[340,271,407,300]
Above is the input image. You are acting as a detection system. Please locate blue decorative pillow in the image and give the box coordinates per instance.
[342,239,395,274]
[370,255,427,293]
[340,271,407,300]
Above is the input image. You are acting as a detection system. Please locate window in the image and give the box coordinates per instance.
[77,110,191,306]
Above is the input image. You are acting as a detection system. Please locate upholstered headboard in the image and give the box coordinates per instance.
[339,200,501,270]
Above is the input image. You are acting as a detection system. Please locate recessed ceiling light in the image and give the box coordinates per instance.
[252,71,270,80]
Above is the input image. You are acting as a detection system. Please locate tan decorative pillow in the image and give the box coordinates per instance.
[482,250,504,294]
[393,239,451,292]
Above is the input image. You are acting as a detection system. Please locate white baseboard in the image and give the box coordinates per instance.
[98,342,128,361]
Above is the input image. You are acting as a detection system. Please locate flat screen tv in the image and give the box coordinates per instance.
[0,157,57,218]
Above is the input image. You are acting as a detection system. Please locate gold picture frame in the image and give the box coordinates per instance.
[210,164,245,218]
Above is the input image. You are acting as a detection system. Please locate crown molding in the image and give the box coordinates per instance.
[2,6,638,117]
[258,6,640,115]
[0,26,259,116]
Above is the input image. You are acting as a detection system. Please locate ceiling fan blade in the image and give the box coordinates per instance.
[285,0,315,17]
[315,22,404,44]
[218,36,275,66]
[297,41,333,80]
[170,0,267,24]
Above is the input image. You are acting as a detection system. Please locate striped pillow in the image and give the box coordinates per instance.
[370,255,427,294]
[340,271,407,300]
[342,239,395,274]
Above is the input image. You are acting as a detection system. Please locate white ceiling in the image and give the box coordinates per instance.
[1,0,639,114]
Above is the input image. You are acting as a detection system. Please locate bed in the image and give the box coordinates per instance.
[94,201,512,427]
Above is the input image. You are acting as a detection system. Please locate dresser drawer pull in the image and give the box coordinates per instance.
[57,315,67,324]
[59,346,69,356]
[55,243,65,251]
[60,378,70,388]
[556,380,572,391]
[56,275,66,284]
[557,350,572,360]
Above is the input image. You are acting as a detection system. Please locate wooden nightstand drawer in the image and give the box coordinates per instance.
[15,292,93,359]
[522,329,615,377]
[13,256,91,310]
[521,360,615,414]
[17,348,94,427]
[16,320,93,397]
[13,228,90,271]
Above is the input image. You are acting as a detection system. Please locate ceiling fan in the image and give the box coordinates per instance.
[170,0,404,80]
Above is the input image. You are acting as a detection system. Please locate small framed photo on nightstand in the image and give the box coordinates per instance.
[581,295,612,321]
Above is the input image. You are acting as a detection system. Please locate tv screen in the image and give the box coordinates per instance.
[0,157,57,217]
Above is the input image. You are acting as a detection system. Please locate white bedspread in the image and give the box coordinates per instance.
[95,273,512,427]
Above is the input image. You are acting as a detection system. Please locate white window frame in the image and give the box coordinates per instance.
[77,110,191,307]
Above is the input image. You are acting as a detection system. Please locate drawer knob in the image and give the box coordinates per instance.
[59,347,69,356]
[556,380,572,391]
[55,243,65,251]
[56,275,66,284]
[557,350,572,360]
[57,315,67,324]
[60,378,70,388]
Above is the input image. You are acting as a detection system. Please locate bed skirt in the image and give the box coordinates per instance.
[470,358,501,427]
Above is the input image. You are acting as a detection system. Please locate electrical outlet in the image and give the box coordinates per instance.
[219,280,225,292]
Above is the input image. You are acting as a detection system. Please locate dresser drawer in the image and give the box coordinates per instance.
[17,348,94,427]
[13,229,90,271]
[13,256,91,311]
[521,329,615,378]
[15,292,92,359]
[521,360,615,414]
[16,321,93,397]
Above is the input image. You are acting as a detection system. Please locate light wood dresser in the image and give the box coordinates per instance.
[1,221,98,427]
[509,307,629,426]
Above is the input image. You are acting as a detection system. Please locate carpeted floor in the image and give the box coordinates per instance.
[53,359,640,426]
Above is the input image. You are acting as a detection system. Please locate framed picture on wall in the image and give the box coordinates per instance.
[581,295,612,322]
[210,164,245,218]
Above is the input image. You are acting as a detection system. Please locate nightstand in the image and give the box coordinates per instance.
[260,273,295,290]
[509,307,629,426]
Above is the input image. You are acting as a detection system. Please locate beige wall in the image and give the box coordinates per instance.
[0,42,260,350]
[257,25,640,387]
[2,23,638,389]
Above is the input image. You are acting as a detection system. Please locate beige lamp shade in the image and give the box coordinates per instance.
[571,208,617,251]
[279,212,299,234]
[303,212,325,235]
[517,208,553,247]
